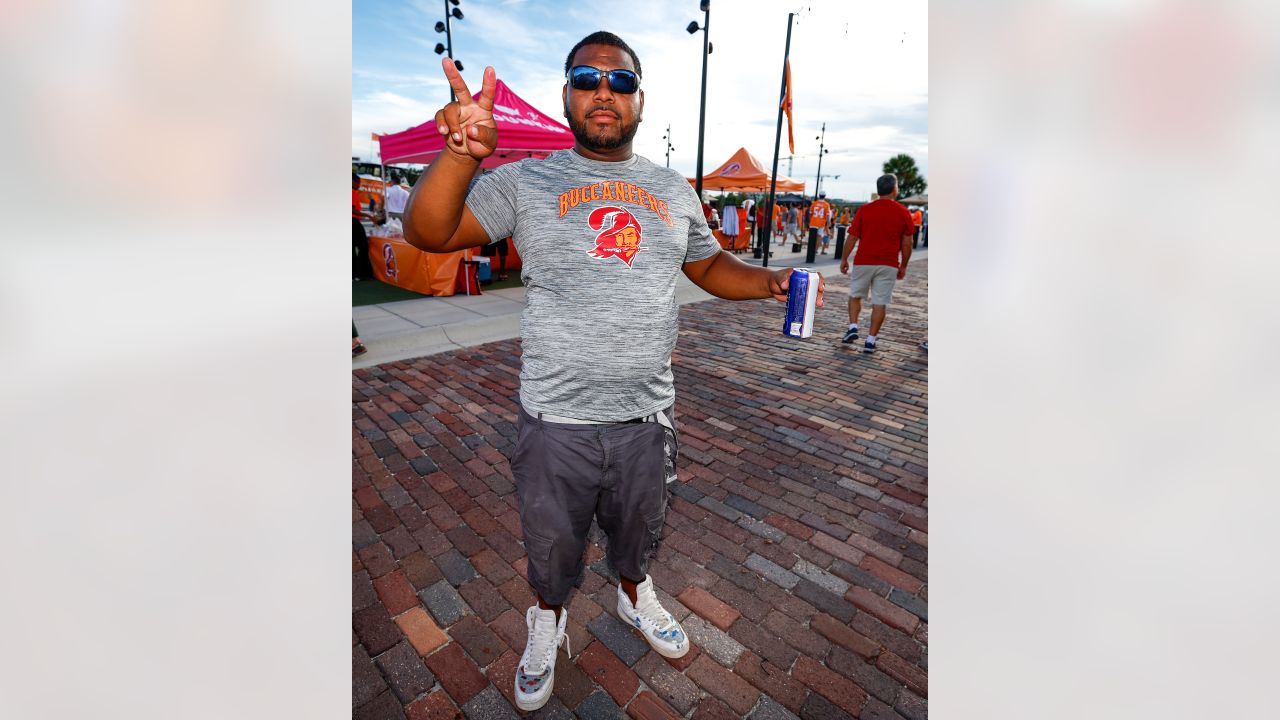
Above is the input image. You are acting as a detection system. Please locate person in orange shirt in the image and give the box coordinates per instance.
[839,207,852,227]
[353,173,374,280]
[809,191,833,254]
[910,207,923,248]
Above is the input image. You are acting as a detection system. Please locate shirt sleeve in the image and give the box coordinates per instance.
[463,162,521,244]
[681,182,720,263]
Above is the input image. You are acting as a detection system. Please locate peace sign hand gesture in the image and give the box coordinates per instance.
[433,59,498,161]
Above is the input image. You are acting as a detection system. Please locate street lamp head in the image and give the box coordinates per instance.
[451,7,463,19]
[434,43,446,54]
[454,60,464,71]
[700,0,710,11]
[708,42,713,54]
[450,0,461,5]
[435,21,445,32]
[686,21,700,34]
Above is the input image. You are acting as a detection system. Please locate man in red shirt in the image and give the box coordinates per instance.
[839,174,915,353]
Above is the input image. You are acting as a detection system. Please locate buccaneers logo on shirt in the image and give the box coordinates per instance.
[586,206,645,268]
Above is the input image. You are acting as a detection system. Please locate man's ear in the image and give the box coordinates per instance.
[562,85,569,118]
[637,89,645,122]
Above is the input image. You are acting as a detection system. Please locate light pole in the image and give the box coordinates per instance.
[433,0,465,101]
[813,123,829,197]
[687,1,712,197]
[663,125,675,168]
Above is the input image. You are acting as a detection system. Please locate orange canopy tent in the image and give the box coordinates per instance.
[690,147,806,193]
[691,148,805,251]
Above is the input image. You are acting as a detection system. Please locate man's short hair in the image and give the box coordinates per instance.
[876,174,897,196]
[565,31,642,78]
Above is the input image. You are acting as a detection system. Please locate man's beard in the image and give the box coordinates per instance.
[568,111,640,152]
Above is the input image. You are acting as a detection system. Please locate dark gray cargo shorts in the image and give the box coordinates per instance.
[511,403,679,606]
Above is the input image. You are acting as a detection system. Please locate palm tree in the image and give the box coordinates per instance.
[882,154,927,199]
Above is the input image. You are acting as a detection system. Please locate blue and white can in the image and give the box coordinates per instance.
[783,269,819,339]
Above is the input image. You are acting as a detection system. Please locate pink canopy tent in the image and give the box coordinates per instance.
[377,79,574,169]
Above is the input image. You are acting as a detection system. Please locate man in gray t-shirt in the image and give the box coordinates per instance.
[403,32,825,712]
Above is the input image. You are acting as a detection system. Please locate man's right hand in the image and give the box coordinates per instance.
[433,58,498,161]
[840,260,850,274]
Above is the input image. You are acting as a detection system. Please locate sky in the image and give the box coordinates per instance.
[353,0,927,202]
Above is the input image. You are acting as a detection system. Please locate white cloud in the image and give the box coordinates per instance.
[353,0,928,200]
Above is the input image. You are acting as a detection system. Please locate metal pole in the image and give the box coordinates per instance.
[814,122,825,197]
[666,124,671,168]
[445,0,455,102]
[694,2,711,197]
[763,12,795,269]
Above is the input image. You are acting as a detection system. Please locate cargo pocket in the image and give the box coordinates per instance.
[521,524,554,593]
[641,508,667,565]
[656,409,680,485]
[641,448,670,564]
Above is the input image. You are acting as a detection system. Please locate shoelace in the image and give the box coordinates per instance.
[524,614,568,674]
[633,590,676,633]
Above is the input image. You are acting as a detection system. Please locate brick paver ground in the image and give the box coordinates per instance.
[353,260,927,718]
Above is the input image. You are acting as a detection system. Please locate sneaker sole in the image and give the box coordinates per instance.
[841,336,857,344]
[515,667,555,712]
[515,688,553,712]
[616,606,690,659]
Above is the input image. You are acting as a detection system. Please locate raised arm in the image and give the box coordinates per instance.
[403,60,499,253]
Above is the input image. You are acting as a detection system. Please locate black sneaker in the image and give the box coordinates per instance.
[863,339,877,353]
[841,327,859,344]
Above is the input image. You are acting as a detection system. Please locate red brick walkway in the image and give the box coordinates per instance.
[353,260,927,719]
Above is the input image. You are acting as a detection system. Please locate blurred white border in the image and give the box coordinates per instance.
[0,2,351,718]
[933,0,1280,717]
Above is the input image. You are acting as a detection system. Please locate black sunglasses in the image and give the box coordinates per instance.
[567,65,640,94]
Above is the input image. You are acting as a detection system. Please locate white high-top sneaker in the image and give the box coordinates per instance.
[616,575,689,658]
[514,606,570,711]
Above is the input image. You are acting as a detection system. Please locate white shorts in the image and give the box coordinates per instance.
[849,265,897,305]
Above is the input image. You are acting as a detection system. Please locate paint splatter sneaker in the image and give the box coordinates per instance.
[617,576,689,659]
[514,606,569,711]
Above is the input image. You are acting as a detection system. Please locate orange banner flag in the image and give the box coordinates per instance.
[782,60,795,154]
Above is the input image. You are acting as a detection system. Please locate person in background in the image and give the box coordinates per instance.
[385,174,410,223]
[700,190,719,230]
[352,173,374,281]
[839,173,915,353]
[809,191,833,254]
[910,206,923,249]
[481,236,512,281]
[353,322,367,357]
[782,203,799,246]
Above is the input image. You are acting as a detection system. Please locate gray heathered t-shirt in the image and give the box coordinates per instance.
[465,149,721,422]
